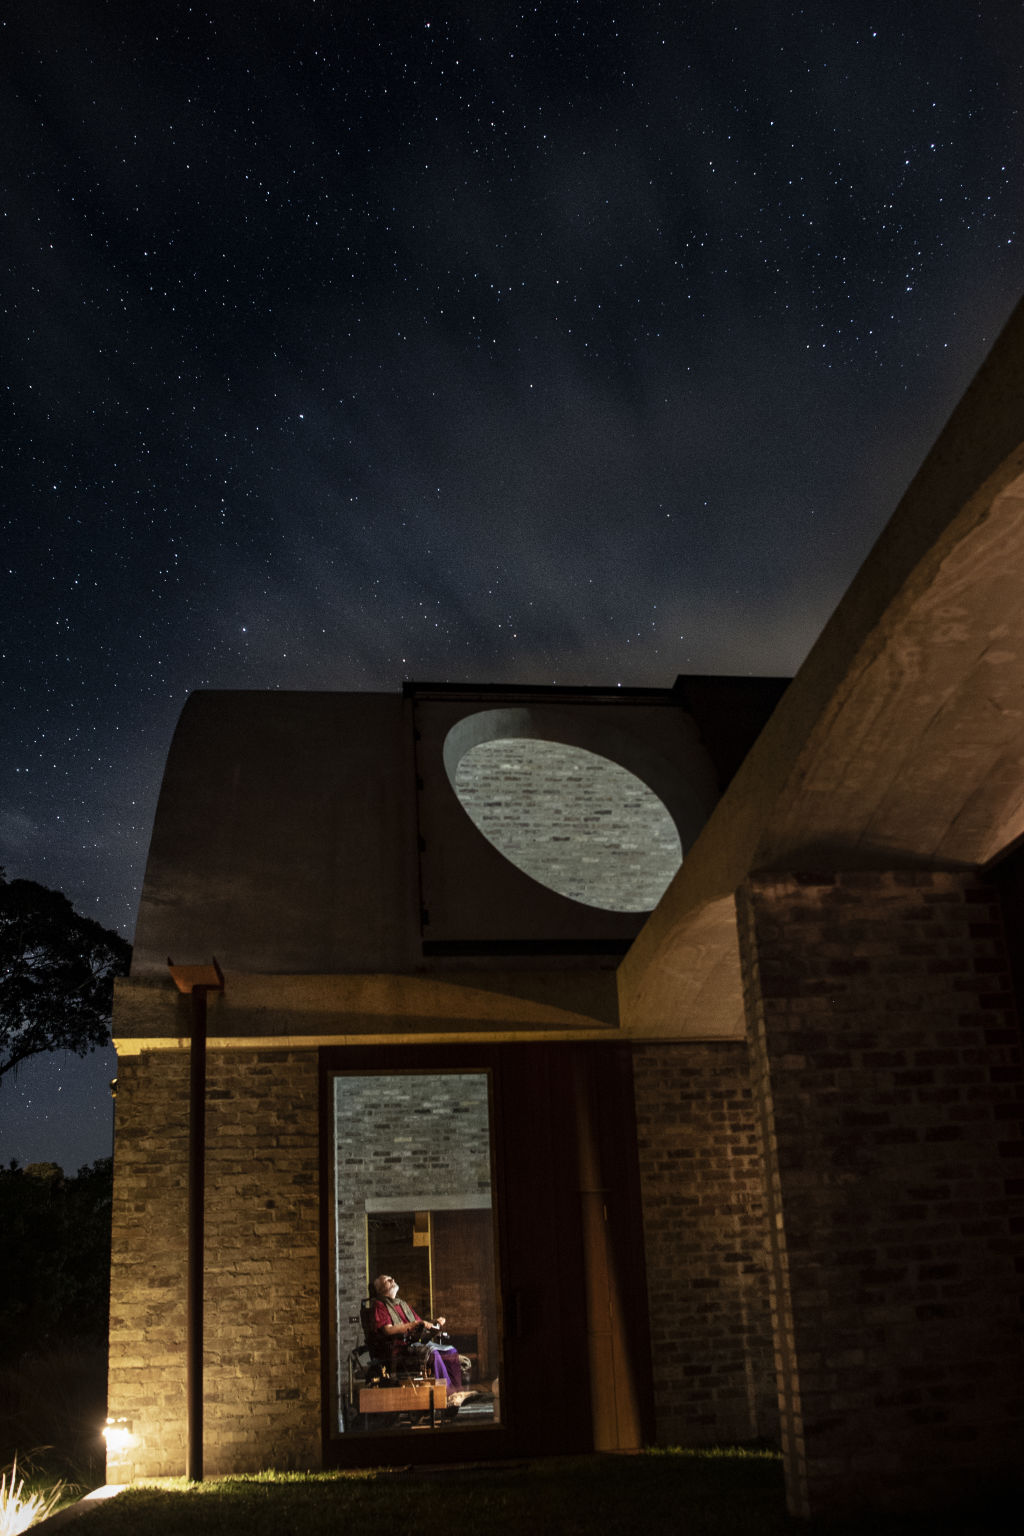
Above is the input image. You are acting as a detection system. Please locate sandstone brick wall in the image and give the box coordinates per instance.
[107,1049,189,1480]
[738,871,1024,1518]
[108,1048,320,1479]
[632,1042,778,1447]
[203,1049,320,1474]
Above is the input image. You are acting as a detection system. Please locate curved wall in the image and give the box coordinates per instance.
[131,683,723,976]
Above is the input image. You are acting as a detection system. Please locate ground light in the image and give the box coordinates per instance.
[101,1420,133,1457]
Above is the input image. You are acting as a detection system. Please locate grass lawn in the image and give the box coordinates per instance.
[50,1451,1017,1536]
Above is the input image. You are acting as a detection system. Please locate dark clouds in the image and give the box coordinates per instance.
[2,0,1023,1167]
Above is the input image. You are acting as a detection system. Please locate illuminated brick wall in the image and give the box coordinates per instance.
[108,1049,320,1479]
[107,1049,189,1480]
[739,870,1024,1518]
[632,1041,778,1446]
[454,738,682,912]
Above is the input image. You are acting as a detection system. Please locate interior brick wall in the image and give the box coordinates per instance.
[107,1048,320,1479]
[333,1072,492,1365]
[632,1041,778,1447]
[738,870,1024,1518]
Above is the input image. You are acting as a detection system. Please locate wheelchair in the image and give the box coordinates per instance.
[340,1299,471,1432]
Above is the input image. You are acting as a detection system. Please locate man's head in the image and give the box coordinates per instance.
[373,1274,399,1299]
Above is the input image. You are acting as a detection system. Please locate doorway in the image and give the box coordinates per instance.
[321,1043,652,1467]
[330,1069,501,1439]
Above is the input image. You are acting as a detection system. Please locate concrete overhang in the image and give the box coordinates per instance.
[113,966,621,1051]
[621,293,1024,1040]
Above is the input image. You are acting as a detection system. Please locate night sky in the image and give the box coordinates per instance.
[3,0,1023,1172]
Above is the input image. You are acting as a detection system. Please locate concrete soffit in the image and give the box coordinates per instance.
[620,292,1024,1041]
[112,966,623,1052]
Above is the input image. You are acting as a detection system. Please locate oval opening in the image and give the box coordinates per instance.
[450,736,682,913]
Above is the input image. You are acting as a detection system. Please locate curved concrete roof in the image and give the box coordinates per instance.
[621,294,1024,1038]
[131,684,722,982]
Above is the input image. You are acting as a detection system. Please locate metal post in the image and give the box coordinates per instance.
[168,957,223,1485]
[187,984,208,1483]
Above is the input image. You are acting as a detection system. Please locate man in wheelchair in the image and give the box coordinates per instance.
[366,1273,467,1402]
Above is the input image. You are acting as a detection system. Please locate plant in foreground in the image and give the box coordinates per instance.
[0,1459,65,1536]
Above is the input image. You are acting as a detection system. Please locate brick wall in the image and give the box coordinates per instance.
[108,1049,320,1479]
[203,1049,320,1474]
[632,1042,778,1446]
[454,738,682,912]
[107,1050,189,1480]
[738,871,1024,1517]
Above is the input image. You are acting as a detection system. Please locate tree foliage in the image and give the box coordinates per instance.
[0,1158,113,1362]
[0,870,131,1081]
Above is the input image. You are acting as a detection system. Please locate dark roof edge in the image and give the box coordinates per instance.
[403,679,676,702]
[404,674,792,705]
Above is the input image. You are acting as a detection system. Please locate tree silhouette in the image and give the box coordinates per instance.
[0,870,131,1081]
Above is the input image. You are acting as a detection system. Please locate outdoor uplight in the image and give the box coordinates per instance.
[103,1418,134,1454]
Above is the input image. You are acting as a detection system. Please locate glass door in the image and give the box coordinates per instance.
[328,1070,501,1440]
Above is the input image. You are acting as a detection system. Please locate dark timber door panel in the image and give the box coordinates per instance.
[492,1044,593,1455]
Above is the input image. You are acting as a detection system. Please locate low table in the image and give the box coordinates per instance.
[358,1380,448,1427]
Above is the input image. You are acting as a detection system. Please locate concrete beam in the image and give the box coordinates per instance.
[113,966,621,1045]
[621,293,1024,1038]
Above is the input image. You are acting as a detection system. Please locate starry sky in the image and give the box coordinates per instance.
[2,0,1023,1172]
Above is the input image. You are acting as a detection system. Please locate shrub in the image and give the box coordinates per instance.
[0,1458,64,1536]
